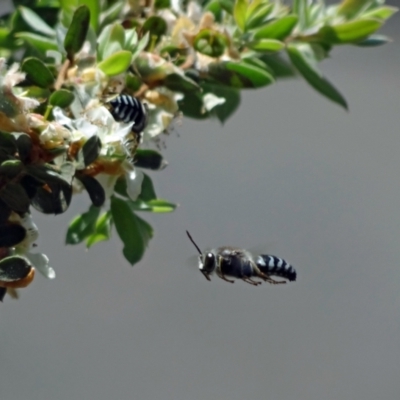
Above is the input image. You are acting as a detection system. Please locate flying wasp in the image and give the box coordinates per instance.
[186,231,297,286]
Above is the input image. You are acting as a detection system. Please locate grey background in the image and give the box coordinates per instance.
[1,2,400,400]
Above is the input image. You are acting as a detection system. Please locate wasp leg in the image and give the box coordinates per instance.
[251,261,287,285]
[216,256,235,283]
[242,277,262,286]
[201,271,211,281]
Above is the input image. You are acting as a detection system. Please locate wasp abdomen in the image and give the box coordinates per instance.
[256,255,297,281]
[109,95,148,133]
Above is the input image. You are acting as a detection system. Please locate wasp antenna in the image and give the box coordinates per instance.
[186,230,202,255]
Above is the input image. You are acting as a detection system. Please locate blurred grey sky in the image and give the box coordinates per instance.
[1,3,400,400]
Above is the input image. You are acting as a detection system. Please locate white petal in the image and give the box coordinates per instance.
[126,169,144,201]
[27,252,56,279]
[203,93,225,111]
[95,173,118,199]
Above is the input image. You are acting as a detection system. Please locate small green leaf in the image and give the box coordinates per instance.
[201,83,240,124]
[355,34,391,47]
[218,0,235,14]
[31,182,72,214]
[26,165,71,185]
[64,5,90,61]
[260,54,295,78]
[0,160,23,179]
[138,173,156,202]
[21,57,54,88]
[78,135,101,166]
[76,174,105,207]
[164,72,200,93]
[155,0,171,9]
[287,42,348,110]
[0,224,26,247]
[0,199,11,224]
[245,3,273,30]
[362,6,398,20]
[142,16,167,44]
[66,205,101,244]
[338,0,375,19]
[79,0,99,32]
[254,15,298,40]
[0,183,30,214]
[248,39,285,52]
[15,32,58,52]
[0,132,17,154]
[193,29,228,57]
[316,19,383,44]
[111,196,145,265]
[98,23,125,60]
[131,199,177,213]
[98,50,132,76]
[86,211,112,248]
[16,134,32,163]
[234,0,248,32]
[49,89,75,108]
[134,149,167,170]
[18,6,56,36]
[100,1,124,30]
[0,256,31,282]
[209,59,274,88]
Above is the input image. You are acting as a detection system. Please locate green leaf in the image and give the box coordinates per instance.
[76,174,105,207]
[248,39,285,52]
[64,5,90,62]
[97,23,124,60]
[254,15,298,40]
[142,16,167,44]
[130,199,177,213]
[245,3,273,31]
[100,1,124,30]
[234,0,248,32]
[79,0,99,32]
[26,165,72,185]
[78,135,101,166]
[355,34,391,47]
[209,59,274,88]
[0,256,31,282]
[362,6,398,20]
[0,183,30,214]
[338,0,375,19]
[193,29,228,57]
[0,133,17,154]
[16,135,32,163]
[259,54,295,78]
[138,173,156,202]
[111,196,146,265]
[66,205,100,244]
[0,160,23,179]
[15,32,58,52]
[201,83,240,124]
[287,42,348,110]
[19,6,56,36]
[163,72,200,93]
[178,92,208,120]
[98,50,132,76]
[155,0,171,9]
[316,19,383,44]
[49,89,75,108]
[86,211,112,248]
[31,182,72,214]
[218,0,235,14]
[0,224,26,247]
[21,57,54,88]
[134,149,167,170]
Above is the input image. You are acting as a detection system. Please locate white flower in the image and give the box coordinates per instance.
[9,213,55,280]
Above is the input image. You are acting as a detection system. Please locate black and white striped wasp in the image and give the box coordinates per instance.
[186,231,297,286]
[107,94,149,160]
